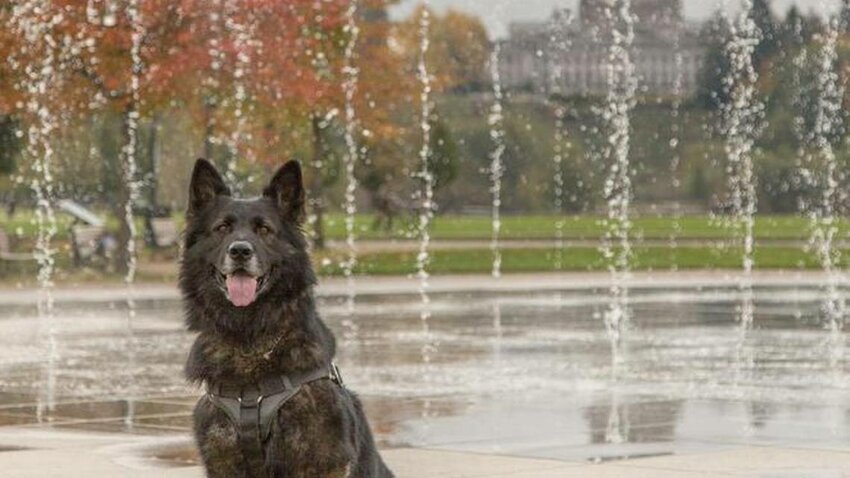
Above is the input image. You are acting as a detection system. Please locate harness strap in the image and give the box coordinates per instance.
[205,363,344,478]
[238,388,266,476]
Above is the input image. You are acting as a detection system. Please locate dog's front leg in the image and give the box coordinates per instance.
[327,464,353,478]
[198,423,248,477]
[194,398,250,478]
[266,436,354,478]
[267,462,353,478]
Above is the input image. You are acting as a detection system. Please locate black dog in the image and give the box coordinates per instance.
[181,159,393,477]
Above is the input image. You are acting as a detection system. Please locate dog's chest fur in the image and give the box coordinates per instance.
[191,317,327,384]
[187,301,357,477]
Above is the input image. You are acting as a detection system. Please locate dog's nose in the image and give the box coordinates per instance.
[228,241,254,261]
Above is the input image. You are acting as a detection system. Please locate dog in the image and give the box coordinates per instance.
[181,159,394,477]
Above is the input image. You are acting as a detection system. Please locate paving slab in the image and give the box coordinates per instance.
[0,427,582,478]
[0,269,835,305]
[619,446,850,476]
[2,426,850,477]
[3,273,850,476]
[382,448,581,477]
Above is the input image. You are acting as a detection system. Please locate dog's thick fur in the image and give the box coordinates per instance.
[181,159,393,477]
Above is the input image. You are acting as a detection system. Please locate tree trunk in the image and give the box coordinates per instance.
[113,105,134,275]
[203,97,215,160]
[309,114,325,250]
[147,114,162,211]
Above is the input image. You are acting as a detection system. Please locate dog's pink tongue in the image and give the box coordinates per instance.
[226,275,258,307]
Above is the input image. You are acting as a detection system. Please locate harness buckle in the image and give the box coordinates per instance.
[330,363,344,386]
[240,388,262,408]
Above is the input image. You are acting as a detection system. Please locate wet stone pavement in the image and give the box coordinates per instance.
[1,279,850,475]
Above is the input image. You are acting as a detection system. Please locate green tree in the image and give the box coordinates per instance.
[689,164,710,204]
[750,0,778,69]
[697,12,731,108]
[0,115,21,217]
[397,7,491,93]
[0,116,19,176]
[777,6,806,57]
[428,114,459,196]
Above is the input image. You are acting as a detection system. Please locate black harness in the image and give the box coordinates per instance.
[205,363,344,477]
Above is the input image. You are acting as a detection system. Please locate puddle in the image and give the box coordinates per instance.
[0,445,30,452]
[0,285,848,463]
[146,443,199,468]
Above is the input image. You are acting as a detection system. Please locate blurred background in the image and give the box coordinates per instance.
[4,1,850,474]
[1,0,849,283]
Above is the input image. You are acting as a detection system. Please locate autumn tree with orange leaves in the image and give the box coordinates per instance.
[359,5,488,229]
[0,0,434,254]
[0,1,218,271]
[243,0,412,248]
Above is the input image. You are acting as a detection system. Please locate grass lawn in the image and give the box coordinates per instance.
[316,245,831,276]
[3,211,847,243]
[321,214,846,241]
[1,210,844,284]
[0,244,836,285]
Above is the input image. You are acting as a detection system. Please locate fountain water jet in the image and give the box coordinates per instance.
[791,15,812,175]
[488,43,506,279]
[604,393,628,445]
[795,8,847,374]
[552,107,569,272]
[341,0,362,338]
[202,7,225,162]
[222,0,252,193]
[415,4,436,363]
[119,0,145,429]
[13,0,62,419]
[801,12,846,334]
[669,23,685,253]
[548,12,573,272]
[720,0,764,332]
[599,0,637,363]
[123,0,144,287]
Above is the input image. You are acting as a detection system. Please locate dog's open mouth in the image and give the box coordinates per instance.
[219,271,265,307]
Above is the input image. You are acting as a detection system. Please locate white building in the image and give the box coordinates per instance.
[500,0,706,97]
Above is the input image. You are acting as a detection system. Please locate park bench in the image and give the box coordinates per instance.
[57,199,113,267]
[148,217,179,248]
[70,224,106,266]
[0,228,34,263]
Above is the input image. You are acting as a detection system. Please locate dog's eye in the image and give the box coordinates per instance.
[215,224,230,234]
[257,225,272,236]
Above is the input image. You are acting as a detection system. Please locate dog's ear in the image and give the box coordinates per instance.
[188,159,230,216]
[263,160,305,223]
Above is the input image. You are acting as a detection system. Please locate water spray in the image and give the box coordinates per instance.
[341,0,362,338]
[415,4,436,363]
[600,0,637,365]
[488,43,506,279]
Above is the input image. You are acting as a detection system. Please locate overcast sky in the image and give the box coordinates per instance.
[390,0,839,38]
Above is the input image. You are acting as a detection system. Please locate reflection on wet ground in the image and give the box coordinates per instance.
[0,284,848,465]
